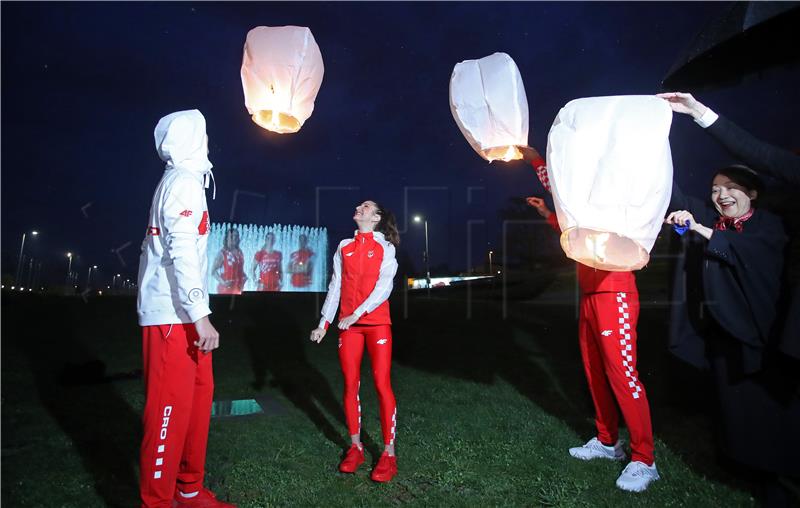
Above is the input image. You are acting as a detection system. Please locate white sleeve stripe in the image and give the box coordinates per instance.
[320,241,345,325]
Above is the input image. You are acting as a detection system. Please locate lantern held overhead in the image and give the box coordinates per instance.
[449,52,529,162]
[546,96,673,271]
[241,26,324,134]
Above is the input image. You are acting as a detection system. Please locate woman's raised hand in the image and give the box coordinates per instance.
[526,196,552,218]
[656,92,708,119]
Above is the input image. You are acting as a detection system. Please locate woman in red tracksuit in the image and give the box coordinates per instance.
[213,228,246,294]
[310,200,400,482]
[520,147,658,493]
[289,234,314,288]
[253,232,283,292]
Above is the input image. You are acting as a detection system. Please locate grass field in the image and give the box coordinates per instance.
[1,278,764,507]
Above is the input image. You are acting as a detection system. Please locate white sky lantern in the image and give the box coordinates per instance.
[449,52,529,162]
[241,26,324,134]
[547,96,673,271]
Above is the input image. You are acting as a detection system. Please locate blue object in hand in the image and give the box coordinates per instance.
[672,221,690,236]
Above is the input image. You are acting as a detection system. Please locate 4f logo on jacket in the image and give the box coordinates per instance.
[179,209,193,217]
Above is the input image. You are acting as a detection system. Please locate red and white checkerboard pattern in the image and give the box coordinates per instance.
[357,381,362,433]
[616,292,642,399]
[389,406,397,445]
[535,163,551,193]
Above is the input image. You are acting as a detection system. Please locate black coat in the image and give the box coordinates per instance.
[706,115,800,185]
[705,115,800,357]
[668,184,787,373]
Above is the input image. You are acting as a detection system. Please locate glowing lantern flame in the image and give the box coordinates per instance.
[241,26,324,134]
[484,145,523,162]
[450,52,529,162]
[561,228,649,271]
[584,232,610,263]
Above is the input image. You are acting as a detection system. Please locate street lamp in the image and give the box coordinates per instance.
[112,273,121,289]
[413,215,431,292]
[66,253,73,282]
[26,257,35,290]
[16,230,38,284]
[488,250,494,275]
[86,265,98,288]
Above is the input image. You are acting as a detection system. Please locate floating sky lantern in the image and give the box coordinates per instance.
[240,26,324,134]
[547,96,673,271]
[449,52,529,162]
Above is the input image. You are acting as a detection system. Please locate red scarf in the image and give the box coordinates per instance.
[714,207,754,232]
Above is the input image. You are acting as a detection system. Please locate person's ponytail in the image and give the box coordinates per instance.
[374,202,400,246]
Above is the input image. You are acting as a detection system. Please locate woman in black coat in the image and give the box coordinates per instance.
[665,165,799,502]
[659,91,799,360]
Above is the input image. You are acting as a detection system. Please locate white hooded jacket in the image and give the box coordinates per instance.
[137,110,214,326]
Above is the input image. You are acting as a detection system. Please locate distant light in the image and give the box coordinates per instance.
[413,216,422,223]
[107,286,110,289]
[116,274,121,277]
[28,288,32,292]
[31,231,39,236]
[19,287,24,291]
[92,265,98,269]
[497,271,501,274]
[98,291,103,296]
[10,286,15,290]
[67,252,72,258]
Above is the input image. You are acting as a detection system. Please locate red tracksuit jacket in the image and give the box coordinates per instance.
[319,230,399,329]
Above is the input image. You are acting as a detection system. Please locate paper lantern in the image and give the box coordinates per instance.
[241,26,324,134]
[449,52,529,162]
[546,96,673,271]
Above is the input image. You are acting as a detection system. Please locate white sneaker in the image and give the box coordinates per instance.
[568,437,626,461]
[616,461,660,492]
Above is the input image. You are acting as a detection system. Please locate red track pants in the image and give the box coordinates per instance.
[338,324,397,446]
[140,324,214,508]
[579,292,654,465]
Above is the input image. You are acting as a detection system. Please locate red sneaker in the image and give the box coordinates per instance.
[338,444,365,473]
[172,488,236,508]
[370,452,397,482]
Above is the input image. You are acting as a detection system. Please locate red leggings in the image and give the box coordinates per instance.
[338,324,397,446]
[140,324,214,508]
[579,292,654,465]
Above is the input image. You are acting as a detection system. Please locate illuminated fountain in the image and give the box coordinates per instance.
[207,222,328,293]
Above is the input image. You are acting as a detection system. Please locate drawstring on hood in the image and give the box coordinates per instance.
[154,109,215,199]
[205,169,217,200]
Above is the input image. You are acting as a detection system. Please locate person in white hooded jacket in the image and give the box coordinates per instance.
[137,110,234,508]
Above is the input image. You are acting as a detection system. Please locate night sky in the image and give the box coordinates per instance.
[3,2,800,287]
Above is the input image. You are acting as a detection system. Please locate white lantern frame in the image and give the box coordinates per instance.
[449,52,529,162]
[241,26,324,134]
[546,96,674,271]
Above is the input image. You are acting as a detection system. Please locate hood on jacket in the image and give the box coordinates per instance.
[154,109,213,175]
